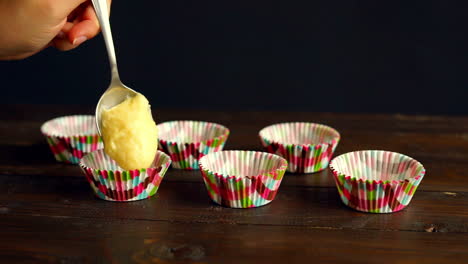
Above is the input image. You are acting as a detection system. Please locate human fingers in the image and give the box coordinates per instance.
[64,0,112,45]
[51,0,89,18]
[53,0,112,51]
[67,4,100,45]
[52,22,81,51]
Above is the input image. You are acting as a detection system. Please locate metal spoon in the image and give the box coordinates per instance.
[91,0,138,135]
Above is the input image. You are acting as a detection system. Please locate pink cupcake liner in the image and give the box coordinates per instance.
[79,149,171,202]
[259,122,340,173]
[329,150,426,213]
[41,115,103,164]
[158,120,229,170]
[199,150,288,208]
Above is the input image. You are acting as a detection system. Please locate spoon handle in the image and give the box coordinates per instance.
[91,0,120,80]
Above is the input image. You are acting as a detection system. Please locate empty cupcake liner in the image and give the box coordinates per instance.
[259,122,340,173]
[41,115,103,164]
[199,150,288,208]
[79,149,171,202]
[158,120,229,170]
[329,150,426,213]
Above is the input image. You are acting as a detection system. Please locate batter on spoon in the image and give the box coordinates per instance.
[101,93,158,170]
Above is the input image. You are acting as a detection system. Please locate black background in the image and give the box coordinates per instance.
[1,1,467,115]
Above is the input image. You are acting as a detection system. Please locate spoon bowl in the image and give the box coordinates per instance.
[95,84,137,135]
[91,0,137,135]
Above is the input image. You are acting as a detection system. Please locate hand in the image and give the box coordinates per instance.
[0,0,111,60]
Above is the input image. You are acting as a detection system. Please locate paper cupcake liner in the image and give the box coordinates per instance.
[79,149,171,202]
[329,150,426,213]
[199,150,288,208]
[158,120,229,170]
[259,122,340,173]
[41,115,103,164]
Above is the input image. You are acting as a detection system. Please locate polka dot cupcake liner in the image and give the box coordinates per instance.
[329,150,426,213]
[199,150,288,208]
[79,149,171,202]
[158,120,229,170]
[41,115,103,164]
[259,122,340,173]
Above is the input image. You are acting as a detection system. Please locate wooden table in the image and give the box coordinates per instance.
[1,104,468,264]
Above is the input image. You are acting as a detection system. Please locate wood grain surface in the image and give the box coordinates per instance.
[1,104,467,263]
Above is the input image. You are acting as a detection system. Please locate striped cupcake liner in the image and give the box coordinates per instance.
[199,150,288,208]
[259,122,340,173]
[329,150,426,213]
[41,115,103,164]
[79,149,171,202]
[158,120,229,170]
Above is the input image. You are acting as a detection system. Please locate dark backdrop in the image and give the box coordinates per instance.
[1,1,467,115]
